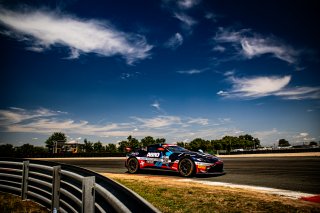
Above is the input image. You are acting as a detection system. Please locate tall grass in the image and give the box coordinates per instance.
[0,192,48,213]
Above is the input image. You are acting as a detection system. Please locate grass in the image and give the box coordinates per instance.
[104,173,320,213]
[0,192,49,213]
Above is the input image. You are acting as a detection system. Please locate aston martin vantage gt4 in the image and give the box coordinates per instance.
[125,144,224,177]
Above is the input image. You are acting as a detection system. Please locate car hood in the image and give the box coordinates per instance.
[178,151,220,163]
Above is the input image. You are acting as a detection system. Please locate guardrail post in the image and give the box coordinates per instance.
[52,165,61,213]
[21,161,29,200]
[82,176,95,213]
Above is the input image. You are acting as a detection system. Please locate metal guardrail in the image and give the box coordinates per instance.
[0,158,160,213]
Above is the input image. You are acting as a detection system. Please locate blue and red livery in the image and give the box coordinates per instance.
[125,143,224,177]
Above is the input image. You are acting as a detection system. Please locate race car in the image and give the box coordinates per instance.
[125,143,224,177]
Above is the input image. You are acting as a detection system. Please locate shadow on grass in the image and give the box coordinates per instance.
[125,169,225,178]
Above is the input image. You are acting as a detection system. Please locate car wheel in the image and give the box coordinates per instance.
[178,158,195,177]
[127,157,140,174]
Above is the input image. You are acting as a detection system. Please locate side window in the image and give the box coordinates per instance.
[147,145,161,158]
[147,145,159,152]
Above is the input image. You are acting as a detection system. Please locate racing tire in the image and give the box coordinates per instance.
[127,157,140,174]
[178,158,195,177]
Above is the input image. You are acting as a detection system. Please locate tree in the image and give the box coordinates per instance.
[106,143,117,153]
[93,141,104,152]
[309,141,318,146]
[239,134,260,149]
[45,132,67,148]
[189,138,210,152]
[278,139,290,147]
[16,144,35,157]
[211,140,222,151]
[155,138,166,144]
[83,139,94,152]
[176,142,185,148]
[0,144,14,157]
[118,140,129,152]
[141,136,155,147]
[127,135,140,148]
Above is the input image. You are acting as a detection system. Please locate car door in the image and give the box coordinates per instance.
[146,145,164,167]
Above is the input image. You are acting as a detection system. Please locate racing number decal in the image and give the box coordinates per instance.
[147,152,160,158]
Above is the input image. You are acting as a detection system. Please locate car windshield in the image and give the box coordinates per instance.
[165,145,189,152]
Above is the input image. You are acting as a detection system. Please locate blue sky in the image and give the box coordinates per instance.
[0,0,319,147]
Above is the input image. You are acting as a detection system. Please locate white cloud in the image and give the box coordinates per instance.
[187,118,208,125]
[218,75,320,100]
[174,13,197,28]
[240,38,296,64]
[212,45,226,52]
[213,28,299,64]
[177,0,201,9]
[0,107,60,125]
[300,133,309,137]
[165,33,183,49]
[132,116,181,128]
[4,107,317,147]
[177,68,207,75]
[274,86,320,100]
[230,75,291,97]
[292,132,317,143]
[151,101,161,111]
[0,7,152,64]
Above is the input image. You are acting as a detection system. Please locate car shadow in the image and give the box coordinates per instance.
[125,169,225,178]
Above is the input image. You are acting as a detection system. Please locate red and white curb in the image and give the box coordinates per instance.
[178,179,320,203]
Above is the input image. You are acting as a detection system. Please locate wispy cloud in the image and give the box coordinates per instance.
[120,72,141,80]
[0,107,61,125]
[165,33,183,49]
[274,87,320,100]
[151,100,161,111]
[4,107,315,147]
[187,118,208,125]
[0,107,223,139]
[132,116,182,128]
[174,13,197,28]
[162,0,200,10]
[177,68,208,75]
[0,7,153,64]
[218,75,320,100]
[212,45,226,52]
[213,28,299,64]
[177,0,201,9]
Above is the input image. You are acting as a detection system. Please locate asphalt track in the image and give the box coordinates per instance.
[46,156,320,194]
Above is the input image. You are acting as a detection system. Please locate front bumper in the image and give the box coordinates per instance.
[195,161,224,174]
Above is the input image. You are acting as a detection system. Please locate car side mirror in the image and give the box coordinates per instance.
[157,147,165,151]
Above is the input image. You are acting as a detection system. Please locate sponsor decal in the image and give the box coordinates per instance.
[139,160,145,167]
[163,156,170,163]
[147,152,160,158]
[155,161,162,167]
